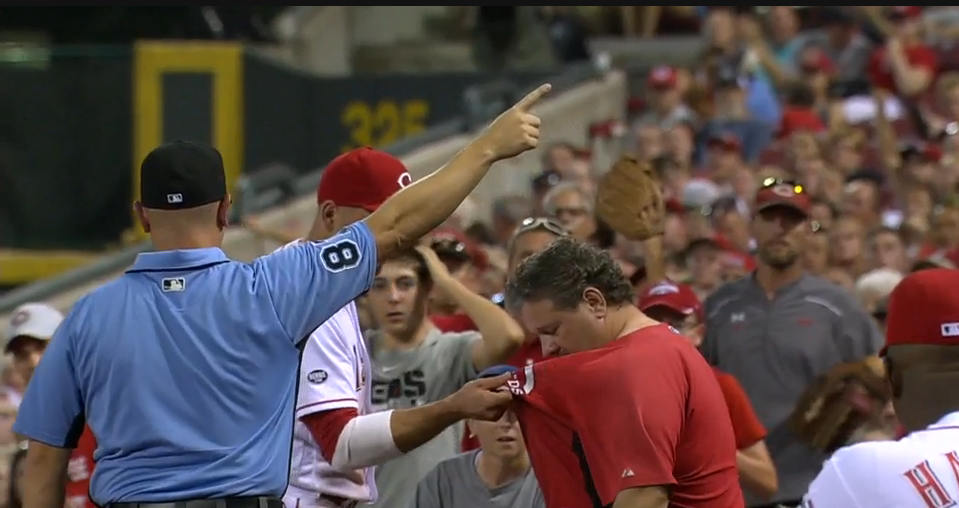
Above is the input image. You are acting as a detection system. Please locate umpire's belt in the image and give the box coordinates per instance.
[107,496,282,508]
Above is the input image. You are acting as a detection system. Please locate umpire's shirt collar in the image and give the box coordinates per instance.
[128,248,229,273]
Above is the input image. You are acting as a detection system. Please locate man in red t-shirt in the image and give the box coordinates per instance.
[866,6,937,97]
[638,280,778,501]
[504,239,742,508]
[4,303,97,508]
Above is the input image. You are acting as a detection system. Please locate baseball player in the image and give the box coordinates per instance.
[278,148,523,508]
[14,84,550,508]
[802,268,959,508]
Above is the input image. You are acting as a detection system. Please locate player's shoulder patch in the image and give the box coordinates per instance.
[307,369,329,384]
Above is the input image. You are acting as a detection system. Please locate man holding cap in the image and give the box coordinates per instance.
[282,147,522,508]
[14,83,551,508]
[5,304,98,508]
[803,268,959,507]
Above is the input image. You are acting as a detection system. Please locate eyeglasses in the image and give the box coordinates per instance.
[514,217,569,237]
[761,177,805,194]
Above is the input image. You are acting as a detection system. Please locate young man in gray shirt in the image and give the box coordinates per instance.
[366,248,526,508]
[409,365,544,508]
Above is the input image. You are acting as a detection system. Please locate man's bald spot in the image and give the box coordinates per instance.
[144,201,221,226]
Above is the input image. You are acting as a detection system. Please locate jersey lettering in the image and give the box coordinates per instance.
[320,240,361,272]
[903,460,958,508]
[371,369,427,408]
[947,450,959,485]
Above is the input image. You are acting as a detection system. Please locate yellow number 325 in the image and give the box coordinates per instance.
[341,99,428,151]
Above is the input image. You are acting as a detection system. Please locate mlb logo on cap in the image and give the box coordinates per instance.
[941,322,959,337]
[884,269,959,352]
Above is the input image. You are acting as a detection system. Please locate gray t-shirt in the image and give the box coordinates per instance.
[365,328,480,508]
[407,451,545,508]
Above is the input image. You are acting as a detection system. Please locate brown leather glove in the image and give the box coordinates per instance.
[595,155,665,241]
[790,359,892,453]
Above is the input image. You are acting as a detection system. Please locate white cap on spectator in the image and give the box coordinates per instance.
[3,303,63,351]
[681,180,721,209]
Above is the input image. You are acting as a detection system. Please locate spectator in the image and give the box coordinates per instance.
[804,8,873,81]
[365,248,524,508]
[803,227,831,275]
[702,180,882,506]
[639,65,697,128]
[868,227,910,273]
[866,6,938,99]
[699,72,773,163]
[542,182,596,241]
[490,196,535,247]
[410,390,543,508]
[632,122,665,162]
[854,267,904,314]
[829,215,868,277]
[541,6,591,64]
[638,281,777,500]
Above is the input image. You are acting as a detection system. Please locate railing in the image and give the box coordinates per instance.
[0,62,605,313]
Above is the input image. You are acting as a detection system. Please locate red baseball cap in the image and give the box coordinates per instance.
[317,147,412,212]
[883,268,959,353]
[637,280,702,320]
[754,179,811,216]
[648,66,678,89]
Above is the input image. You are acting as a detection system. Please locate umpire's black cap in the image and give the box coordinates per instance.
[139,140,227,210]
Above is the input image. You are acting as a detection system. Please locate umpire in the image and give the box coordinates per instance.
[13,85,545,508]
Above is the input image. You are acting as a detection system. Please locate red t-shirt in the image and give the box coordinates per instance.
[430,313,476,333]
[713,368,766,450]
[509,325,742,508]
[462,336,545,451]
[867,44,937,96]
[64,426,96,508]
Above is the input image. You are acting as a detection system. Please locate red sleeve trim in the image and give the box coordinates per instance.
[302,408,358,462]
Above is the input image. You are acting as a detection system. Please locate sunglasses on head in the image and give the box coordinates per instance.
[514,217,569,238]
[761,177,805,194]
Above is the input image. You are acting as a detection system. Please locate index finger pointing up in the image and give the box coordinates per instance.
[514,83,552,112]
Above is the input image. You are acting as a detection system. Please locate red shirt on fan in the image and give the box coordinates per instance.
[508,325,741,508]
[64,426,96,508]
[866,44,937,96]
[462,336,544,451]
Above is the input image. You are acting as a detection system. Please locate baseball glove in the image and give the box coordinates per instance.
[595,155,665,241]
[789,358,892,454]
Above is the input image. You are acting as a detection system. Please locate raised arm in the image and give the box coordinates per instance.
[365,84,551,262]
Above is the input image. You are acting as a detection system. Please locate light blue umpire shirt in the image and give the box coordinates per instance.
[13,222,377,504]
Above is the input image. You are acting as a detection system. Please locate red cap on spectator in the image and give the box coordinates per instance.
[707,132,742,153]
[889,6,922,19]
[901,141,943,163]
[799,49,836,75]
[777,108,826,140]
[638,280,702,320]
[665,197,685,214]
[754,180,811,216]
[648,66,678,89]
[883,269,959,353]
[317,147,412,211]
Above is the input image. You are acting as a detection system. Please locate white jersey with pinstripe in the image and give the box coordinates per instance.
[279,240,376,506]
